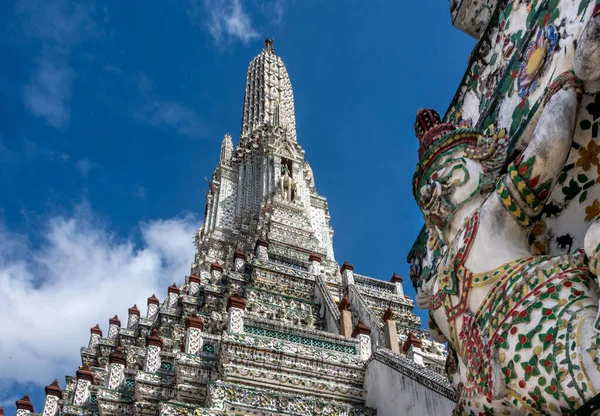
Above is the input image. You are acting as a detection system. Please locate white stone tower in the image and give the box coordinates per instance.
[196,38,335,276]
[4,39,454,416]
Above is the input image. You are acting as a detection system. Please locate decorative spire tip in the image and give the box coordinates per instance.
[265,37,274,54]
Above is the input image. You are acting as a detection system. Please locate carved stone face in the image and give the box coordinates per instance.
[418,147,483,233]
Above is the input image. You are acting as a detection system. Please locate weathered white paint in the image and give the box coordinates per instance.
[365,357,455,416]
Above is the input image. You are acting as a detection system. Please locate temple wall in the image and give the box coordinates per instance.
[364,351,456,416]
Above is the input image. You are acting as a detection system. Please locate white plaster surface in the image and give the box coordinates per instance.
[365,358,455,416]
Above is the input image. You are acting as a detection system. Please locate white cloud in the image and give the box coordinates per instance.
[14,0,104,128]
[0,394,20,408]
[134,185,147,199]
[0,139,17,164]
[22,61,73,128]
[187,0,260,44]
[134,74,206,139]
[20,139,71,163]
[254,0,287,25]
[0,204,198,386]
[75,158,96,176]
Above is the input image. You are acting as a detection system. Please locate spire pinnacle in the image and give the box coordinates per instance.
[265,37,274,53]
[241,39,296,141]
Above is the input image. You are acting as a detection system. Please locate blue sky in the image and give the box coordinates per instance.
[0,0,474,411]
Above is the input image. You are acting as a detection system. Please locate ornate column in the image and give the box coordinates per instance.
[107,348,126,390]
[382,307,400,354]
[338,295,352,337]
[267,156,274,194]
[226,293,247,334]
[274,157,281,192]
[107,315,120,339]
[188,274,201,296]
[73,364,93,406]
[261,155,267,200]
[127,305,140,330]
[233,249,246,273]
[390,272,404,297]
[185,313,205,354]
[206,194,214,231]
[352,321,372,361]
[147,294,160,320]
[308,252,322,275]
[144,328,163,373]
[255,237,269,261]
[341,261,354,288]
[235,162,244,218]
[210,263,223,284]
[167,284,180,308]
[15,394,34,416]
[88,324,102,348]
[42,380,62,416]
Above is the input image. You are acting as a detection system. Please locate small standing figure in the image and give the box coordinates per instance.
[279,163,297,202]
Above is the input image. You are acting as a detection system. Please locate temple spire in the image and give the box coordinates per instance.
[240,40,296,141]
[220,133,233,164]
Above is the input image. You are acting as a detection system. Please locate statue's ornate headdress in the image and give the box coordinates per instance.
[412,108,508,204]
[414,109,457,159]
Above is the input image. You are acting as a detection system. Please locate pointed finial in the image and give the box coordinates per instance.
[351,321,371,337]
[45,379,63,398]
[146,328,163,349]
[383,306,394,322]
[226,292,247,311]
[109,315,121,327]
[148,294,160,305]
[340,261,354,273]
[390,272,403,283]
[90,324,102,336]
[402,331,423,352]
[109,347,127,367]
[76,363,94,381]
[128,304,140,316]
[186,313,205,330]
[265,37,274,53]
[15,394,34,412]
[338,294,351,312]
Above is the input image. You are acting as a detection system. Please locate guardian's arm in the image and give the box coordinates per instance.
[495,77,581,228]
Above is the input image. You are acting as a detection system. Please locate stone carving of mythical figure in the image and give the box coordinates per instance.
[278,163,297,201]
[413,70,600,415]
[303,161,315,190]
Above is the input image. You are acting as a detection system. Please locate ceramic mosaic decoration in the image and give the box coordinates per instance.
[409,1,600,415]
